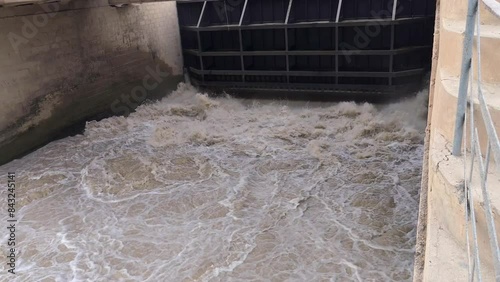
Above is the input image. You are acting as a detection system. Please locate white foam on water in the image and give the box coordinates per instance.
[0,83,427,281]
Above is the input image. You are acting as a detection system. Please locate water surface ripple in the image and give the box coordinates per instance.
[0,84,427,281]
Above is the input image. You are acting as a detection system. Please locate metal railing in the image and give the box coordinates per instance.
[452,0,500,280]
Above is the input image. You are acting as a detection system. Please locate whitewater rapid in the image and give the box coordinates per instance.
[0,84,427,281]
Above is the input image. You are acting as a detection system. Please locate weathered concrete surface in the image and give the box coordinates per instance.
[0,0,46,6]
[416,0,500,280]
[412,1,441,280]
[0,0,183,164]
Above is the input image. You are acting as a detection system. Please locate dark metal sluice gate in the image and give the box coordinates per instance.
[177,0,436,95]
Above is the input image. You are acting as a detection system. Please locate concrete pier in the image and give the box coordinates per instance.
[416,0,500,280]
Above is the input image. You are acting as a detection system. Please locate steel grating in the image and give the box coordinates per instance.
[177,0,436,95]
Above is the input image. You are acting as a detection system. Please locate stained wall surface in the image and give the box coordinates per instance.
[0,0,183,164]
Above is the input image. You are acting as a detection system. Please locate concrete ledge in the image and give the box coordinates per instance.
[421,0,500,279]
[423,207,470,282]
[432,69,500,150]
[424,133,497,281]
[439,18,500,84]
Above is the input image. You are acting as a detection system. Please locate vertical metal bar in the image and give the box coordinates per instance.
[239,0,248,25]
[475,143,500,281]
[468,60,475,187]
[468,145,483,282]
[239,0,248,83]
[388,0,398,86]
[389,25,395,86]
[452,0,479,156]
[197,1,207,28]
[466,56,484,282]
[478,90,500,171]
[475,1,500,170]
[336,0,343,22]
[464,59,474,282]
[329,0,335,85]
[197,32,205,83]
[473,127,500,281]
[392,0,398,20]
[461,11,500,277]
[285,0,293,24]
[285,28,290,85]
[464,131,473,282]
[335,26,339,85]
[285,0,294,85]
[484,143,491,181]
[477,90,500,278]
[239,30,245,83]
[335,0,343,85]
[197,1,207,83]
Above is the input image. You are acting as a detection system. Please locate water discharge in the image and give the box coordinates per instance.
[0,84,427,281]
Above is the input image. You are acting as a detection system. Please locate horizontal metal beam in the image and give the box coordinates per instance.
[183,46,432,56]
[189,67,425,78]
[191,79,409,93]
[180,16,433,31]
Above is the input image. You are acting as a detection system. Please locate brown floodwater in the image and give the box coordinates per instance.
[0,84,427,281]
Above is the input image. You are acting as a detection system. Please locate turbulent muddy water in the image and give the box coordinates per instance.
[0,84,427,282]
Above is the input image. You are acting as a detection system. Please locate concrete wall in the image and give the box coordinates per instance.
[416,0,500,280]
[0,0,183,164]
